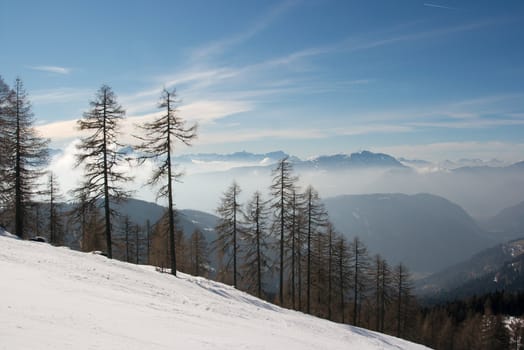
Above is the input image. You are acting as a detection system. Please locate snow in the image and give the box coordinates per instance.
[0,234,430,350]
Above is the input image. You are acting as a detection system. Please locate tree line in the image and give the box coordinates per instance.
[212,158,416,337]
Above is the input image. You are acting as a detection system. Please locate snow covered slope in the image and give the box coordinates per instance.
[0,233,430,350]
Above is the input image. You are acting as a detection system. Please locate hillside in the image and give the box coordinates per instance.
[324,193,494,275]
[481,200,524,241]
[0,231,429,350]
[416,238,524,297]
[417,238,524,300]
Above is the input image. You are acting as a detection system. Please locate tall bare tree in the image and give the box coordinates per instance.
[2,78,49,237]
[0,76,13,208]
[371,254,391,332]
[393,262,414,338]
[47,172,64,245]
[74,85,131,258]
[350,236,370,326]
[135,88,197,276]
[303,185,327,314]
[189,228,209,277]
[334,235,351,323]
[241,191,271,298]
[214,181,242,287]
[270,157,298,306]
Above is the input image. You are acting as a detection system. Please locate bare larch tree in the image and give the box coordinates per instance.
[74,85,131,258]
[3,78,49,238]
[270,157,298,306]
[135,88,197,276]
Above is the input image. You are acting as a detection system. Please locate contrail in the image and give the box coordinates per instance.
[423,3,457,10]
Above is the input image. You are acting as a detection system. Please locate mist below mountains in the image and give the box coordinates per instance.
[48,148,524,220]
[160,150,524,221]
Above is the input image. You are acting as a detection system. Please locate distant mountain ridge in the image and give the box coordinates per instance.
[173,151,296,164]
[174,150,408,170]
[298,151,407,170]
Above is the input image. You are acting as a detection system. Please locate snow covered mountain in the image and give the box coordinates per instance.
[0,230,430,350]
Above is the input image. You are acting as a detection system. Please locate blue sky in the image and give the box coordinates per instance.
[1,0,524,162]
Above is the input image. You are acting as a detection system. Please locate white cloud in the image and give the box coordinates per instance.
[31,88,90,104]
[179,100,252,124]
[29,66,71,75]
[36,119,83,141]
[337,124,413,136]
[197,128,327,145]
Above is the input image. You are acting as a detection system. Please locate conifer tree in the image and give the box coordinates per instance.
[46,172,64,245]
[74,85,131,258]
[70,188,104,252]
[0,76,12,207]
[3,78,49,237]
[393,262,414,338]
[371,254,391,332]
[215,181,242,287]
[334,235,351,323]
[326,222,336,320]
[270,157,298,305]
[350,236,370,326]
[135,88,197,276]
[303,185,327,314]
[189,228,209,277]
[241,191,271,298]
[287,189,303,309]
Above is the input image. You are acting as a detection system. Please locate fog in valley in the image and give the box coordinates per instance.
[47,144,524,221]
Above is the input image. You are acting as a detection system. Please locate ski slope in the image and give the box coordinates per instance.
[0,231,430,350]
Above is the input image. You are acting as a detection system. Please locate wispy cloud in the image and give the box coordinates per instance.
[337,124,414,136]
[423,3,458,10]
[31,88,91,104]
[191,0,299,60]
[29,65,71,75]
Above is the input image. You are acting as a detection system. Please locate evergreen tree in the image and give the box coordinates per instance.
[214,181,242,287]
[135,88,197,276]
[74,85,131,258]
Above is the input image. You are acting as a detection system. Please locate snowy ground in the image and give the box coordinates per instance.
[0,231,430,350]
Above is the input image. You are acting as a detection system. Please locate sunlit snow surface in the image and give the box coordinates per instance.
[0,232,430,350]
